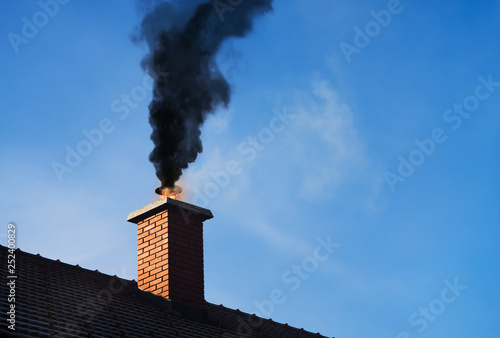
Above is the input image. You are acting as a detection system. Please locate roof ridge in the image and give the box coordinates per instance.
[204,302,331,337]
[0,244,133,285]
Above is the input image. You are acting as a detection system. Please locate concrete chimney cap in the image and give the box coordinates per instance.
[126,198,213,224]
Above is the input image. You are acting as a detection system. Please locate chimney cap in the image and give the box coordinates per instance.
[127,198,213,224]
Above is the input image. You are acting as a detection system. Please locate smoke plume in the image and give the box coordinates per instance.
[136,0,274,190]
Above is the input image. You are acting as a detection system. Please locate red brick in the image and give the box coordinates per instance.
[143,274,156,284]
[150,277,162,286]
[144,233,156,243]
[156,269,169,278]
[138,261,149,271]
[143,224,155,232]
[150,235,163,245]
[138,231,149,240]
[137,219,149,227]
[144,254,157,263]
[154,218,168,227]
[150,215,162,224]
[157,261,168,269]
[150,257,163,265]
[156,228,169,237]
[149,246,162,255]
[150,266,163,276]
[156,253,168,261]
[138,241,149,251]
[144,264,157,273]
[156,280,169,289]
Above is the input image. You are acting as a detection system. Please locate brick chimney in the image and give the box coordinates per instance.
[127,198,213,309]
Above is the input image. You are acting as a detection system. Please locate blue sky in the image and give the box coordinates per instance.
[1,0,499,337]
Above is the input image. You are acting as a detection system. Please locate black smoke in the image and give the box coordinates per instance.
[136,0,274,190]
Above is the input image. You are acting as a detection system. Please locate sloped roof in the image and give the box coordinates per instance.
[0,245,330,338]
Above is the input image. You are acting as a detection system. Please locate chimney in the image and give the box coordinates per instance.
[127,198,213,309]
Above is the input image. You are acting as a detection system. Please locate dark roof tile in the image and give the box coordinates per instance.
[0,245,331,338]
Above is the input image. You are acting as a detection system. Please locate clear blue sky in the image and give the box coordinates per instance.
[1,1,499,337]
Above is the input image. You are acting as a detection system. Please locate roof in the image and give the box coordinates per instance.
[0,245,330,338]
